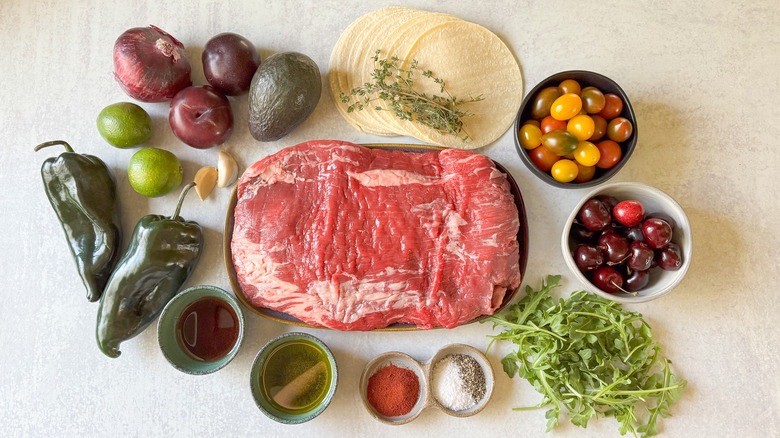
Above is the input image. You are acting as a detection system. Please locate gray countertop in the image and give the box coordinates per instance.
[2,1,778,436]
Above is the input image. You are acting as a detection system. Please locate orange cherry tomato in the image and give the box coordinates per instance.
[574,163,596,183]
[528,145,560,172]
[595,140,622,169]
[598,94,624,119]
[567,114,595,141]
[550,93,583,121]
[551,159,579,183]
[541,115,567,134]
[573,141,600,167]
[518,123,543,150]
[558,79,581,95]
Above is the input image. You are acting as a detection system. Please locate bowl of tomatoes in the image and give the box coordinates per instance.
[514,71,637,188]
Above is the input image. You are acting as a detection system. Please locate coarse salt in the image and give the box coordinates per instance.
[432,353,485,411]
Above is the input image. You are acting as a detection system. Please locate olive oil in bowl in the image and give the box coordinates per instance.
[250,333,338,424]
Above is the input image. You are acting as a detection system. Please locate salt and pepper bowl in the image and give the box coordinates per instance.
[360,343,495,425]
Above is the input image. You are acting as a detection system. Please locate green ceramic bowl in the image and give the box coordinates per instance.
[157,285,245,375]
[250,332,338,424]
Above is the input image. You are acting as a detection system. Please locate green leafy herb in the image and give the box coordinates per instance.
[484,275,686,437]
[339,49,483,141]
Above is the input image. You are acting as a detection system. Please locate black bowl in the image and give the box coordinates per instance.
[514,70,637,188]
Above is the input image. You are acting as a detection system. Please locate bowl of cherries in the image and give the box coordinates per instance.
[562,182,692,303]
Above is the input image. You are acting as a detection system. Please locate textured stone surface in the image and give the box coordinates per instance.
[1,0,778,436]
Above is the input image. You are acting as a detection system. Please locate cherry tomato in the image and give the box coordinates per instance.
[573,141,600,167]
[531,87,561,119]
[581,86,606,114]
[558,79,581,95]
[541,129,579,156]
[550,93,583,121]
[607,117,633,142]
[524,119,540,128]
[566,114,595,141]
[518,123,543,149]
[589,115,608,141]
[541,115,567,134]
[528,145,560,172]
[598,93,623,119]
[574,163,596,183]
[595,140,622,169]
[551,159,579,183]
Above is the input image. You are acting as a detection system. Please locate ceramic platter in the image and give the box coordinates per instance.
[223,144,529,331]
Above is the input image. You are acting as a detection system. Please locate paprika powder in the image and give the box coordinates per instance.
[366,364,420,417]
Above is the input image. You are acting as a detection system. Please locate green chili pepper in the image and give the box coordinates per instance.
[35,140,122,302]
[96,182,203,358]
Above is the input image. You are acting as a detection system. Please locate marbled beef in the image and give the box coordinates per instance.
[231,140,521,330]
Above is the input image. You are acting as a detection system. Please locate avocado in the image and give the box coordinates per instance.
[248,52,321,142]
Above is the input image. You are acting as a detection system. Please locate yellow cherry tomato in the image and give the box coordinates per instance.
[551,159,579,183]
[550,93,583,121]
[574,163,596,183]
[573,141,601,167]
[567,114,595,141]
[518,123,543,150]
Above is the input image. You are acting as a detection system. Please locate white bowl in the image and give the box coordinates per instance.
[561,182,692,303]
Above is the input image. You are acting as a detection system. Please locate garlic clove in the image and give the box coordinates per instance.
[217,149,238,187]
[194,167,218,200]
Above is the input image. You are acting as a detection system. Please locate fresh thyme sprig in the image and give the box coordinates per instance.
[339,49,483,141]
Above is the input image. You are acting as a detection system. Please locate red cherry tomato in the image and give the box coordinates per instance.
[541,115,567,134]
[595,140,622,169]
[607,117,633,142]
[528,145,560,172]
[598,94,624,119]
[589,115,608,141]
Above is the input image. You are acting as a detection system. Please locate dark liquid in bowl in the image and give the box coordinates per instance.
[176,297,239,362]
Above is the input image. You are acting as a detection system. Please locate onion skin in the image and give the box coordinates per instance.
[113,25,192,102]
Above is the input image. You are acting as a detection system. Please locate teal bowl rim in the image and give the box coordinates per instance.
[157,285,245,375]
[249,332,339,424]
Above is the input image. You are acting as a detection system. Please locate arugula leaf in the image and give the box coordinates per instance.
[484,275,686,437]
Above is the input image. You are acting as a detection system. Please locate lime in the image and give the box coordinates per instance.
[127,148,183,197]
[97,102,153,148]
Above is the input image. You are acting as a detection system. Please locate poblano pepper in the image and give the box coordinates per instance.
[96,183,203,358]
[35,140,122,302]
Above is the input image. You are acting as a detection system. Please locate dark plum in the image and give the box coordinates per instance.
[642,218,673,249]
[627,241,654,271]
[202,33,261,96]
[570,222,599,244]
[574,244,604,273]
[595,195,619,211]
[598,232,629,265]
[625,270,649,292]
[169,85,233,149]
[593,266,624,294]
[578,199,611,231]
[623,226,645,242]
[657,242,683,271]
[646,212,677,230]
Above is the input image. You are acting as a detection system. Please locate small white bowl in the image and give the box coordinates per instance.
[562,182,692,303]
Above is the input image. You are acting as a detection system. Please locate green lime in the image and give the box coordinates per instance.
[127,148,183,197]
[97,102,153,148]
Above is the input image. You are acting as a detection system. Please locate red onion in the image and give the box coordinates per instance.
[113,25,192,102]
